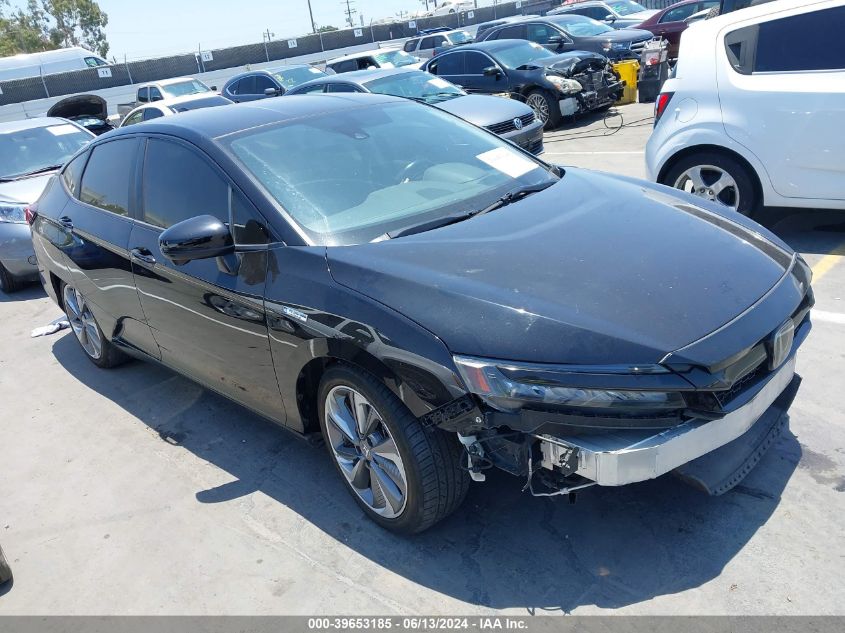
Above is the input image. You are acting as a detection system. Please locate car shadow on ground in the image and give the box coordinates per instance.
[51,333,801,613]
[0,284,45,303]
[754,208,845,257]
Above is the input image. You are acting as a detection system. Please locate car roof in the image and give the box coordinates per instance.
[452,39,533,53]
[323,67,423,82]
[0,116,74,133]
[327,48,399,63]
[147,76,201,87]
[107,93,406,141]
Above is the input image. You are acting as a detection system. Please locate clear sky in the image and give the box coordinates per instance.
[84,0,485,60]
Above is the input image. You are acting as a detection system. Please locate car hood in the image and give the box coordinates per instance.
[327,169,793,366]
[434,94,533,127]
[603,27,655,42]
[47,94,108,120]
[0,174,54,205]
[535,51,610,75]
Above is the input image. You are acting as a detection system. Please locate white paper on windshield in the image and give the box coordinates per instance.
[476,147,538,179]
[429,77,452,89]
[47,124,80,136]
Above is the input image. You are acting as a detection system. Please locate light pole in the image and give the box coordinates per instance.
[262,29,274,62]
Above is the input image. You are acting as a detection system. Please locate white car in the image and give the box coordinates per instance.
[402,29,474,59]
[119,94,232,127]
[326,48,422,74]
[646,0,845,215]
[432,0,474,16]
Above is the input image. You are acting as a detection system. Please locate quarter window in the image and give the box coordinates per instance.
[142,139,228,229]
[79,139,138,216]
[726,6,845,74]
[62,152,88,197]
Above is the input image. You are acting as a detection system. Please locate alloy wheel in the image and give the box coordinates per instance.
[673,164,740,210]
[324,385,408,518]
[63,284,103,360]
[526,93,550,125]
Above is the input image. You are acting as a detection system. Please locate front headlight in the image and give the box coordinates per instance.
[453,355,686,413]
[0,204,27,224]
[545,74,581,95]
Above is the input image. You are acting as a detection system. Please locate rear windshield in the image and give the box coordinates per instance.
[551,15,615,36]
[0,124,92,181]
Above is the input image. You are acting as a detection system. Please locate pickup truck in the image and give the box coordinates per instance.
[115,76,216,121]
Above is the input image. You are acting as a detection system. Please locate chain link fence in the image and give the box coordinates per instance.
[0,0,682,107]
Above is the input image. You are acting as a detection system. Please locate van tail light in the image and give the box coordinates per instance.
[25,204,38,225]
[654,91,674,126]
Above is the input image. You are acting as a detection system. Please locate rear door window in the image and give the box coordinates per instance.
[79,139,138,216]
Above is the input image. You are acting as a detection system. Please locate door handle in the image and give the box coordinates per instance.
[130,247,156,265]
[58,216,73,229]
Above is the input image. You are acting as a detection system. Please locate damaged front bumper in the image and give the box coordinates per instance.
[537,356,798,489]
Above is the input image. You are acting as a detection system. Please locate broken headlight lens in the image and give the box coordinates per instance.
[545,74,582,94]
[453,355,686,413]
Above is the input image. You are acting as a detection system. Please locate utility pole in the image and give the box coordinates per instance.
[306,0,317,33]
[341,0,357,28]
[262,29,274,63]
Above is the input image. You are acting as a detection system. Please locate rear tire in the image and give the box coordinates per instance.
[0,263,22,294]
[318,364,469,534]
[662,151,759,216]
[60,281,128,369]
[526,89,562,130]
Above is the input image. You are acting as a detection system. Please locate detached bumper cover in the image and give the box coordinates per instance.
[541,355,798,487]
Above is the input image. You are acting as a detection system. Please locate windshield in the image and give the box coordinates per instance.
[364,71,464,103]
[373,50,418,68]
[162,79,210,98]
[447,30,473,44]
[273,66,328,88]
[493,41,556,69]
[608,1,648,15]
[0,124,92,180]
[224,102,557,246]
[552,15,615,36]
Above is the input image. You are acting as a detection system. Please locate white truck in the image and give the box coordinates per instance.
[114,77,216,121]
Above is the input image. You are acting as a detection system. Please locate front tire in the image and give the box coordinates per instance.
[61,282,127,368]
[318,364,469,534]
[525,89,562,130]
[662,151,758,216]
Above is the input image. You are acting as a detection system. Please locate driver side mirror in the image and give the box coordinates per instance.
[483,65,502,77]
[547,35,563,44]
[159,215,234,264]
[604,14,617,22]
[264,86,285,97]
[210,85,218,91]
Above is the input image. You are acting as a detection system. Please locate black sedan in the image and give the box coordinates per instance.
[422,39,623,128]
[30,95,811,534]
[478,14,654,61]
[222,65,330,102]
[285,68,544,154]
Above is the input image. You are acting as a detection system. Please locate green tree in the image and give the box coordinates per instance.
[0,0,109,58]
[317,25,339,32]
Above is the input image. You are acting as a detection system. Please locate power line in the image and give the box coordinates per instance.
[340,0,357,28]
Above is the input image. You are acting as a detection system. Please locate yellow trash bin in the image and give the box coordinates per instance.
[612,60,639,105]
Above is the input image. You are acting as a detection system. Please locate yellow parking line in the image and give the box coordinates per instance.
[812,241,845,283]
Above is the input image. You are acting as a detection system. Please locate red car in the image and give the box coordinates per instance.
[636,0,719,58]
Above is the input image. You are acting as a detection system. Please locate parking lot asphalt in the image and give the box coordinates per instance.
[1,101,843,615]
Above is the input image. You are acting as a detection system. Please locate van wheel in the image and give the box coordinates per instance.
[526,89,562,130]
[61,282,128,368]
[0,263,22,294]
[662,152,758,216]
[318,364,469,534]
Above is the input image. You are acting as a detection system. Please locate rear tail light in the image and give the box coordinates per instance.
[654,91,674,126]
[25,204,38,225]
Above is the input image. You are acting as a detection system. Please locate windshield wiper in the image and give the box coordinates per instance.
[472,181,557,217]
[3,164,64,180]
[374,181,557,241]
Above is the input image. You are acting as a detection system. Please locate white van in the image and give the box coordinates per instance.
[0,47,109,82]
